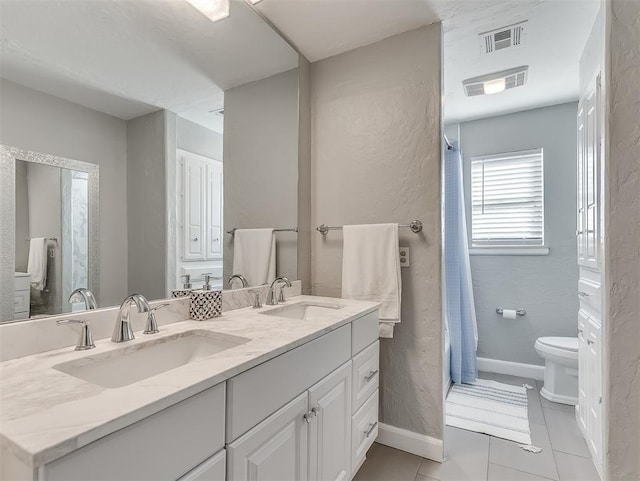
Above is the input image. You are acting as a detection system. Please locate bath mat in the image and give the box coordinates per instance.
[446,379,532,445]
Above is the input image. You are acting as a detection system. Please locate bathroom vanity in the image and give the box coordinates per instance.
[0,296,380,481]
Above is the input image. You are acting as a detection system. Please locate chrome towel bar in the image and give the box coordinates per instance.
[226,227,298,235]
[316,220,423,236]
[496,308,527,316]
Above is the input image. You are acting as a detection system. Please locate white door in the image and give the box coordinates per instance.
[206,161,223,260]
[308,362,352,481]
[576,102,587,264]
[182,155,207,261]
[228,392,309,481]
[577,310,589,434]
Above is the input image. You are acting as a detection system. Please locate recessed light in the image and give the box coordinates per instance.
[185,0,229,22]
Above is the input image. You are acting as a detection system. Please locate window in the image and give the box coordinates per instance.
[471,148,544,247]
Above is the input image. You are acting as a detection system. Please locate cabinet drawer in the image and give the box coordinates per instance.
[178,449,226,481]
[352,341,379,413]
[351,389,378,474]
[226,325,351,443]
[352,310,379,356]
[578,279,601,314]
[14,290,29,312]
[43,383,225,481]
[15,275,30,291]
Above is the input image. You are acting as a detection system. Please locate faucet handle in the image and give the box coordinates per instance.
[57,319,95,351]
[249,290,262,309]
[278,285,288,303]
[143,303,168,335]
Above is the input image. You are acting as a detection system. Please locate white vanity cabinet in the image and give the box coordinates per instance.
[23,307,379,481]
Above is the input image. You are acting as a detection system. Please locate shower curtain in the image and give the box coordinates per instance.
[444,143,478,384]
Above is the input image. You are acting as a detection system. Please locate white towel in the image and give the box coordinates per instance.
[342,224,402,325]
[27,238,48,291]
[232,229,276,287]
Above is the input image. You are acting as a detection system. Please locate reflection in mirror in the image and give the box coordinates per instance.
[0,0,300,322]
[1,147,99,322]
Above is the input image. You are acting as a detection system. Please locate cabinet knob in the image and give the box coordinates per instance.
[587,339,594,346]
[303,412,313,424]
[578,291,590,298]
[311,406,320,417]
[192,237,199,242]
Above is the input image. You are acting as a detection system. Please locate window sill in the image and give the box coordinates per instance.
[469,247,550,256]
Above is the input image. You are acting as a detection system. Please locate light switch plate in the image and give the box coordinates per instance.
[399,247,410,267]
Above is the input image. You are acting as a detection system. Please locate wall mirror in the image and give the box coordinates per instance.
[0,0,301,323]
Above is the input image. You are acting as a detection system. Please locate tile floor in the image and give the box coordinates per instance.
[353,373,600,481]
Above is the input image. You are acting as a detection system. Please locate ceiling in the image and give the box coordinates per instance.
[254,0,600,123]
[0,0,298,131]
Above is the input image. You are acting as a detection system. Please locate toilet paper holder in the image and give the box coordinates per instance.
[496,308,526,316]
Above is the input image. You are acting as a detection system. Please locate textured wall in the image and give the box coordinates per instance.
[0,79,128,308]
[458,103,579,366]
[310,25,443,439]
[126,111,168,300]
[223,69,299,284]
[605,0,640,478]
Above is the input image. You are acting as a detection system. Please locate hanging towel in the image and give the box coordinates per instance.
[27,238,48,291]
[232,229,276,287]
[342,224,401,337]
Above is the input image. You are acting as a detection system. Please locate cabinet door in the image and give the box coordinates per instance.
[182,155,207,261]
[308,362,352,481]
[577,311,589,434]
[228,392,309,481]
[178,450,226,481]
[586,318,602,463]
[206,161,223,260]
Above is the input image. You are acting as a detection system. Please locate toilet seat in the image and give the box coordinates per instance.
[535,337,578,361]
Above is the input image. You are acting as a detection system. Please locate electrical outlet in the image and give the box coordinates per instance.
[48,248,55,258]
[399,247,410,267]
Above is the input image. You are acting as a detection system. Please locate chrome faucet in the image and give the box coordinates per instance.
[57,319,95,350]
[266,276,292,305]
[112,294,150,343]
[228,274,249,288]
[68,288,98,310]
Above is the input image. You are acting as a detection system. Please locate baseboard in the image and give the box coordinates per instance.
[477,357,544,381]
[376,423,443,462]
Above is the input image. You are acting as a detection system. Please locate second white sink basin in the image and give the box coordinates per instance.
[53,330,250,388]
[260,301,345,321]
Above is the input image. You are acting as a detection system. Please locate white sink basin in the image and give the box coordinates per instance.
[260,301,345,321]
[53,330,250,388]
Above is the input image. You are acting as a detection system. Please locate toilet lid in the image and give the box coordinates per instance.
[538,337,578,352]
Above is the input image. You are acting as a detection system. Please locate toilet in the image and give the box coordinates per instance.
[534,336,579,405]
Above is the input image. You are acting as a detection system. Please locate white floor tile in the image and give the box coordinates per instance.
[489,423,559,480]
[554,451,600,481]
[353,443,422,481]
[542,408,590,458]
[419,426,489,481]
[488,463,556,481]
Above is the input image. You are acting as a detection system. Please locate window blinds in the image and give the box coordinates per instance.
[471,149,544,246]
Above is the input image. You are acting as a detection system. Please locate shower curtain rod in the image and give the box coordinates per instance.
[444,134,454,151]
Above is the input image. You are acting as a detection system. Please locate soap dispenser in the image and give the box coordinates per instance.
[189,274,223,321]
[172,274,193,298]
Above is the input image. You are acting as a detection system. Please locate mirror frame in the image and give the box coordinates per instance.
[0,144,100,322]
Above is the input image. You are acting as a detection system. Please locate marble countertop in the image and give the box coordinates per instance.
[0,296,379,469]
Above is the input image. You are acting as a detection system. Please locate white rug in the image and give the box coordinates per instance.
[446,379,532,445]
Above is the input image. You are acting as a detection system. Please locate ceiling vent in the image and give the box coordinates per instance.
[479,21,527,54]
[463,66,529,97]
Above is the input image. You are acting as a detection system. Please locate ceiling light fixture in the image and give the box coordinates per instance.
[462,66,529,97]
[185,0,230,22]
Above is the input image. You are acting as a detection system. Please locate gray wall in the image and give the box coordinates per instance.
[177,117,223,160]
[223,69,299,284]
[126,111,168,300]
[310,25,443,440]
[606,0,640,478]
[457,102,579,366]
[0,79,128,307]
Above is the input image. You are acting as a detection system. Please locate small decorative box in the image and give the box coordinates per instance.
[189,289,223,320]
